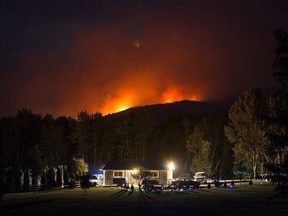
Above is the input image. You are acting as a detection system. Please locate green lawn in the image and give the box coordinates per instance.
[1,183,287,216]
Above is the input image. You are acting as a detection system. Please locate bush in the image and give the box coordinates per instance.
[69,158,88,180]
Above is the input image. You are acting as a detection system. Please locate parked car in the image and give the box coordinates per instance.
[141,179,162,191]
[89,175,98,187]
[171,178,200,190]
[193,172,207,183]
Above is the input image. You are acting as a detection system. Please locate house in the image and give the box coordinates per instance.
[102,161,174,186]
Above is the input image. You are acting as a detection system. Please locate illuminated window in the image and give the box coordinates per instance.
[113,171,124,178]
[150,171,159,178]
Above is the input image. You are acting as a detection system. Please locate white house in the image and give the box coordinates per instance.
[102,161,174,186]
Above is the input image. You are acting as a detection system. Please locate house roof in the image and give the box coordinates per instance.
[102,161,168,170]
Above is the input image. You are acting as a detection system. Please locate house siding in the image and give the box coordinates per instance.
[104,170,113,185]
[102,161,174,186]
[158,170,168,185]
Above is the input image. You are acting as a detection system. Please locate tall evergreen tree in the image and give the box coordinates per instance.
[101,116,118,163]
[132,112,155,161]
[70,112,102,166]
[116,118,132,161]
[28,145,45,190]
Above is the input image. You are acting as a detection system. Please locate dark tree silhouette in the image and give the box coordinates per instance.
[273,28,288,89]
[265,28,288,197]
[47,168,56,189]
[80,173,93,195]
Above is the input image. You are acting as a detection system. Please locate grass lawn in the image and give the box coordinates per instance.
[1,183,288,216]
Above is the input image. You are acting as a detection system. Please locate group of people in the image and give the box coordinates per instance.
[122,183,135,191]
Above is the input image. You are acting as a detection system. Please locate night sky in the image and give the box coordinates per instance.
[1,0,288,117]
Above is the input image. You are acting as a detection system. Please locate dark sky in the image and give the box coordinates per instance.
[1,0,288,117]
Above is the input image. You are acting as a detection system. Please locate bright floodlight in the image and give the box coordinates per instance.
[168,162,175,171]
[132,168,138,174]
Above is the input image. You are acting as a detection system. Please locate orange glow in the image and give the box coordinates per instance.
[96,78,202,115]
[111,97,132,113]
[92,70,203,115]
[102,94,202,115]
[162,88,183,103]
[189,96,200,101]
[100,93,202,115]
[100,93,133,114]
[118,105,129,112]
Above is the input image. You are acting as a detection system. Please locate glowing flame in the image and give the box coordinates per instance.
[189,96,200,101]
[118,105,129,112]
[162,88,182,103]
[99,88,202,115]
[162,87,201,104]
[100,94,133,114]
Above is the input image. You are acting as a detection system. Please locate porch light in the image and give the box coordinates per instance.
[168,162,175,171]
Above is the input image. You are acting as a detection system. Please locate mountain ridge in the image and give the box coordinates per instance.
[106,100,232,119]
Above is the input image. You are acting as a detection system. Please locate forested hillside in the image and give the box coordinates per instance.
[0,100,231,180]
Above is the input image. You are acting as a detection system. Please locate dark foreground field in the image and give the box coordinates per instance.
[1,183,288,216]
